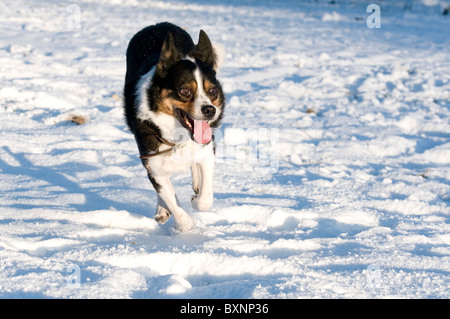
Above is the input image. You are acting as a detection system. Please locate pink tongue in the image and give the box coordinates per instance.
[193,120,212,144]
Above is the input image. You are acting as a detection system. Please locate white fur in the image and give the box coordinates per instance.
[190,153,215,211]
[147,139,215,231]
[193,67,215,119]
[182,56,196,63]
[148,139,214,176]
[135,67,155,121]
[192,66,223,123]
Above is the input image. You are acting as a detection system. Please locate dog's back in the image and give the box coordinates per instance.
[125,22,194,85]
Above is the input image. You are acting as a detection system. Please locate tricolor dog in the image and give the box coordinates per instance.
[123,22,225,231]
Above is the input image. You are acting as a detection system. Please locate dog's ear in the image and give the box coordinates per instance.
[156,33,182,76]
[192,30,217,70]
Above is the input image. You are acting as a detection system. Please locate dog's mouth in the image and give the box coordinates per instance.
[175,109,212,144]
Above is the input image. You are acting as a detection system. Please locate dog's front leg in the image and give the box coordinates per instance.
[153,175,194,231]
[154,193,171,224]
[191,164,200,195]
[191,158,214,211]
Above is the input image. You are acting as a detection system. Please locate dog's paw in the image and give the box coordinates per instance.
[191,194,213,211]
[155,206,171,224]
[174,213,194,232]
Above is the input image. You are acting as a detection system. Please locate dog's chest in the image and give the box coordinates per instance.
[148,140,214,176]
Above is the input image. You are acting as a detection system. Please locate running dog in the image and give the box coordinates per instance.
[123,22,225,231]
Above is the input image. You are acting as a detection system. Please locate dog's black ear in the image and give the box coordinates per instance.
[157,33,182,76]
[192,30,216,69]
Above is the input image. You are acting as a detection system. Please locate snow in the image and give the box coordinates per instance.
[1,0,449,299]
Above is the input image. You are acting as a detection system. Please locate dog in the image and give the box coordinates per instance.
[123,22,225,231]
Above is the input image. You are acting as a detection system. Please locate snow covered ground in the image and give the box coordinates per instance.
[0,0,449,298]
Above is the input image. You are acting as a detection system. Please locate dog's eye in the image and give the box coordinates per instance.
[179,88,192,98]
[208,87,218,98]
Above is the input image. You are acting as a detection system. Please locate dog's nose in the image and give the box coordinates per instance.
[201,105,216,119]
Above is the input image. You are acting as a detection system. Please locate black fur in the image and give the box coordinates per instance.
[123,22,195,133]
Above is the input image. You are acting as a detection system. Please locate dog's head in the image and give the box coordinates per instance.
[152,30,225,144]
